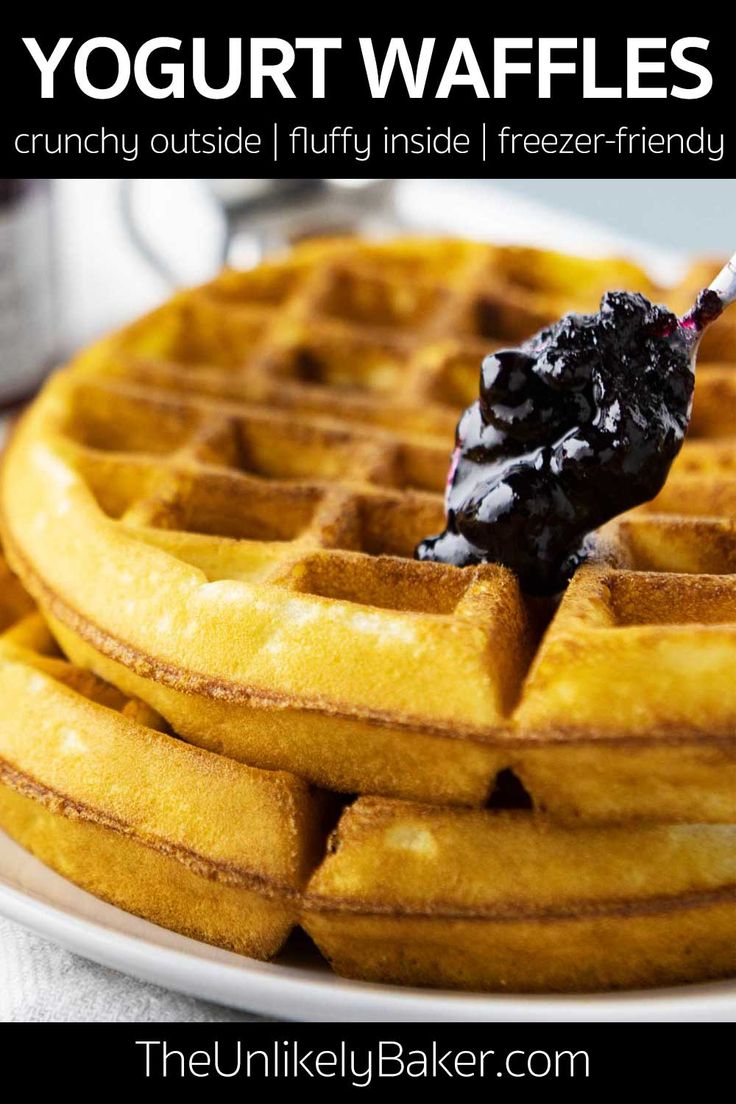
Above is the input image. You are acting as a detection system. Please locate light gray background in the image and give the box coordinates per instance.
[500,180,735,252]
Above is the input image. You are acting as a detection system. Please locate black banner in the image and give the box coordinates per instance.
[0,18,733,177]
[1,1021,730,1092]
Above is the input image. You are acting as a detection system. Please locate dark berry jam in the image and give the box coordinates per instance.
[682,288,724,333]
[416,291,695,595]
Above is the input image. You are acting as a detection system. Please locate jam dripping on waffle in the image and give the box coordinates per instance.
[417,291,696,594]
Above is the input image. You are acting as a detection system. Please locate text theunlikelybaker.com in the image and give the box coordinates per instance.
[12,124,726,164]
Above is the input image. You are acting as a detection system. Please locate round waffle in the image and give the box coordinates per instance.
[3,237,736,822]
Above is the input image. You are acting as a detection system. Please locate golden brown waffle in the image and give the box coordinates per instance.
[6,553,736,992]
[514,565,736,822]
[2,236,736,828]
[0,551,325,957]
[303,797,736,992]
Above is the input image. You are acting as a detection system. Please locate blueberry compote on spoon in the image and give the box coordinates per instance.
[417,254,736,595]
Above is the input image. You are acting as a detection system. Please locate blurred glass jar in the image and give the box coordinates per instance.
[0,180,57,406]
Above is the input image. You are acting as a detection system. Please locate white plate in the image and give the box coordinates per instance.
[1,827,736,1021]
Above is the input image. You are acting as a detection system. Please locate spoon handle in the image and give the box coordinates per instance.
[708,251,736,309]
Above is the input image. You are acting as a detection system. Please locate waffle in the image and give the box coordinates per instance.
[303,797,736,992]
[0,551,326,957]
[3,237,736,824]
[4,550,736,990]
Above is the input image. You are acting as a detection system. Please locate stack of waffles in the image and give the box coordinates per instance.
[2,237,736,993]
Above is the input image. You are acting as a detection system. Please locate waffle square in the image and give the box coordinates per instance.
[514,566,736,821]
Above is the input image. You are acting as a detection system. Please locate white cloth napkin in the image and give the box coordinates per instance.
[0,916,261,1022]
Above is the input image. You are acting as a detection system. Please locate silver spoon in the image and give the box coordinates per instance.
[708,251,736,309]
[680,250,736,340]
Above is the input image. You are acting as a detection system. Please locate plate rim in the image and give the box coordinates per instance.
[2,840,736,1022]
